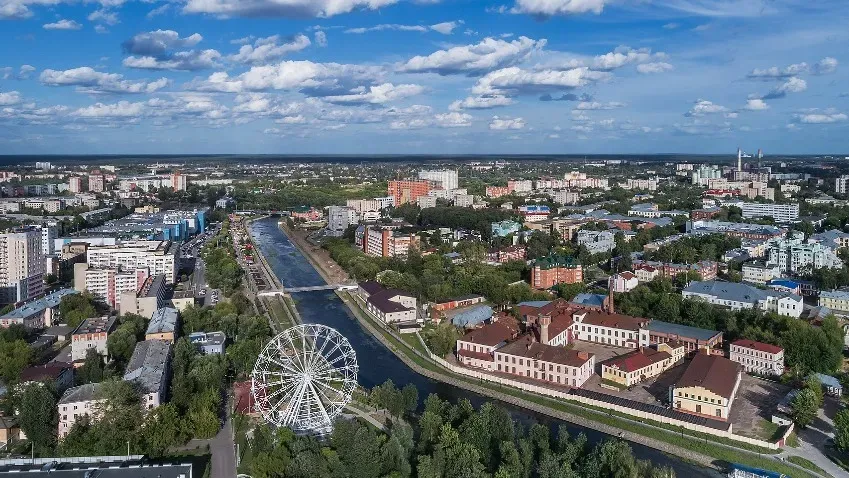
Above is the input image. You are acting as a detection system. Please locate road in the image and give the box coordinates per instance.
[180,407,236,478]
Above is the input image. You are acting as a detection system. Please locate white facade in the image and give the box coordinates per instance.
[577,230,616,254]
[765,234,843,274]
[58,386,104,438]
[0,228,45,305]
[611,272,639,292]
[38,222,58,256]
[836,175,849,195]
[682,281,803,318]
[418,170,458,190]
[327,206,359,237]
[741,262,780,285]
[741,202,799,223]
[86,241,177,283]
[454,194,475,207]
[416,195,437,208]
[554,190,580,205]
[493,345,595,388]
[729,341,784,376]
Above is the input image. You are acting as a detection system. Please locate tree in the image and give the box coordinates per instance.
[0,340,31,384]
[59,293,98,328]
[107,327,137,369]
[17,383,58,453]
[140,403,184,458]
[834,409,849,452]
[77,348,105,385]
[790,388,819,428]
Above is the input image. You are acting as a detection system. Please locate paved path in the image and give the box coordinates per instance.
[344,404,387,431]
[776,402,842,478]
[179,409,236,478]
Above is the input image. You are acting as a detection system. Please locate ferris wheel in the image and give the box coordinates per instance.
[251,324,358,434]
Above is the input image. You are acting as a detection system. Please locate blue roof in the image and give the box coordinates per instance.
[728,463,786,478]
[452,305,494,327]
[571,293,606,307]
[644,320,720,341]
[767,279,799,289]
[517,301,551,308]
[813,373,843,389]
[1,289,79,321]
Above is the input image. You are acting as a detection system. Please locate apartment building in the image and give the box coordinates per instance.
[530,255,583,289]
[416,195,437,208]
[818,290,849,317]
[388,179,431,205]
[631,259,718,281]
[36,222,58,256]
[765,234,843,274]
[611,272,638,292]
[456,319,521,370]
[120,274,167,318]
[0,228,45,305]
[88,172,105,193]
[417,170,458,190]
[124,339,172,410]
[554,190,580,205]
[810,229,849,251]
[577,230,616,254]
[68,177,83,194]
[58,383,105,438]
[146,307,179,342]
[836,175,849,194]
[86,241,177,283]
[740,202,799,223]
[71,316,118,362]
[682,281,803,318]
[493,336,595,388]
[729,339,784,376]
[741,262,781,285]
[73,263,148,309]
[672,353,742,421]
[601,342,684,387]
[0,288,78,329]
[686,220,785,241]
[356,281,418,324]
[327,206,360,237]
[355,225,420,258]
[622,178,659,191]
[170,172,187,191]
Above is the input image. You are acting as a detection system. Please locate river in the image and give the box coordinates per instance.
[249,217,715,476]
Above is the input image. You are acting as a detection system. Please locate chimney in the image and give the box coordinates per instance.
[607,276,615,314]
[577,351,589,360]
[737,147,742,172]
[539,316,551,345]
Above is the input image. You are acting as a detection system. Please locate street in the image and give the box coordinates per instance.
[179,406,237,478]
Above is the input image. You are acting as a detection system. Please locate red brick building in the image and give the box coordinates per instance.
[388,179,432,205]
[530,255,583,289]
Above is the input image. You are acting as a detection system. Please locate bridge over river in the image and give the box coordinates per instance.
[256,283,357,296]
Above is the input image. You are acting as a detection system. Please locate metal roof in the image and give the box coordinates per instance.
[451,305,494,327]
[123,340,172,394]
[645,320,721,341]
[146,307,178,335]
[0,289,78,321]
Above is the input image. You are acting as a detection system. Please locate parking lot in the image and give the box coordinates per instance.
[728,374,791,439]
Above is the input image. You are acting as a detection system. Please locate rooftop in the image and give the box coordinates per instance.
[188,331,226,346]
[123,340,172,394]
[146,307,178,335]
[58,383,104,405]
[497,335,594,368]
[570,293,606,308]
[577,310,647,331]
[732,339,783,355]
[0,456,195,477]
[459,318,520,347]
[72,316,117,336]
[20,364,71,383]
[534,254,580,270]
[139,274,166,298]
[0,289,79,321]
[602,347,671,373]
[820,289,849,301]
[676,353,741,399]
[683,280,801,304]
[645,320,722,342]
[452,305,494,327]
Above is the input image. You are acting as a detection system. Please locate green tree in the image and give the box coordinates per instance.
[834,409,849,452]
[77,348,105,385]
[59,293,98,328]
[0,340,31,384]
[107,327,137,369]
[790,388,819,428]
[140,403,184,458]
[17,383,58,454]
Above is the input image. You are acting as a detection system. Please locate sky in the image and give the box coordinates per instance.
[1,0,848,155]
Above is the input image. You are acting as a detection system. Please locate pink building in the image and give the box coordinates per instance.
[493,335,595,388]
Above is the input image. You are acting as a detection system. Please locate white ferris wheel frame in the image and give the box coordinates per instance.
[251,323,358,434]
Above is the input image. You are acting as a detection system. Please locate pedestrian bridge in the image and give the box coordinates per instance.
[257,283,357,296]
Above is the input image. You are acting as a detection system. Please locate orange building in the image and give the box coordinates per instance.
[388,179,432,205]
[531,255,583,289]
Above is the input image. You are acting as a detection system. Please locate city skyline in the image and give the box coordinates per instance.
[1,0,848,154]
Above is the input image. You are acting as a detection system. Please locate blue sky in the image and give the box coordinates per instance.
[1,0,847,154]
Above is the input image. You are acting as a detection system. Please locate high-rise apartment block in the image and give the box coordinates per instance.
[836,175,849,195]
[417,170,458,190]
[171,172,187,191]
[73,263,149,309]
[740,202,799,223]
[327,206,360,237]
[86,241,177,283]
[68,177,83,194]
[0,228,45,305]
[88,172,106,193]
[388,179,432,206]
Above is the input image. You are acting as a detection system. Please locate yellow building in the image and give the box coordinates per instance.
[673,353,741,421]
[601,342,684,388]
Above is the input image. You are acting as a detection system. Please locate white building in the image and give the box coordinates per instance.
[70,316,117,362]
[37,222,58,256]
[454,194,475,207]
[836,175,849,195]
[86,241,177,283]
[741,262,781,285]
[554,190,580,205]
[327,206,359,238]
[170,172,187,191]
[577,230,616,254]
[622,178,659,191]
[729,339,784,376]
[123,339,172,410]
[74,264,148,309]
[765,233,843,274]
[58,383,105,438]
[682,281,803,318]
[493,336,595,388]
[818,290,849,317]
[356,281,418,324]
[418,170,458,191]
[571,309,646,348]
[611,271,639,292]
[0,228,45,305]
[416,195,437,209]
[68,177,83,194]
[741,202,799,223]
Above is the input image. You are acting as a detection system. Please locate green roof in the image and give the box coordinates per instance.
[534,254,580,269]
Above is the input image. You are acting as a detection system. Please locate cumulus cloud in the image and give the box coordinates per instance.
[471,66,608,97]
[230,34,311,64]
[434,111,472,127]
[72,100,145,118]
[637,62,674,74]
[1,65,36,80]
[760,77,806,100]
[122,30,219,71]
[747,61,808,80]
[182,0,399,18]
[489,115,525,130]
[590,46,667,71]
[43,19,82,30]
[575,101,625,110]
[315,30,327,47]
[539,92,591,102]
[449,95,514,110]
[87,9,118,25]
[322,83,424,105]
[346,20,462,35]
[686,99,727,116]
[398,36,545,76]
[813,57,838,75]
[40,67,169,94]
[0,91,22,105]
[794,109,847,124]
[743,99,769,111]
[510,0,606,16]
[123,50,222,71]
[123,30,203,57]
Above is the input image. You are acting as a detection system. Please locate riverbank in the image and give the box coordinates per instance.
[265,221,820,478]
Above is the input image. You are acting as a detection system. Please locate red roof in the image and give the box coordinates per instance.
[603,347,670,373]
[578,310,647,331]
[459,319,520,347]
[732,339,783,355]
[618,271,636,280]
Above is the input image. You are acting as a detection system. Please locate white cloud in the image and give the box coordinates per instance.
[747,62,808,79]
[471,66,609,96]
[323,83,424,105]
[743,99,769,111]
[430,21,462,34]
[315,30,327,47]
[510,0,606,16]
[146,4,170,18]
[72,100,145,118]
[636,62,674,74]
[40,67,169,94]
[795,110,847,124]
[345,21,461,35]
[87,9,118,25]
[662,22,679,29]
[43,19,82,30]
[575,101,625,110]
[123,50,222,71]
[591,46,666,71]
[94,24,108,34]
[449,95,514,110]
[687,99,727,116]
[122,30,203,57]
[434,111,472,127]
[761,77,806,99]
[398,36,545,75]
[191,60,382,94]
[489,115,525,130]
[230,34,311,64]
[390,119,430,129]
[0,91,22,106]
[813,57,838,75]
[182,0,399,18]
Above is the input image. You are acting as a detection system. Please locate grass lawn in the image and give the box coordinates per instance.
[786,455,828,476]
[341,292,816,478]
[401,332,428,355]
